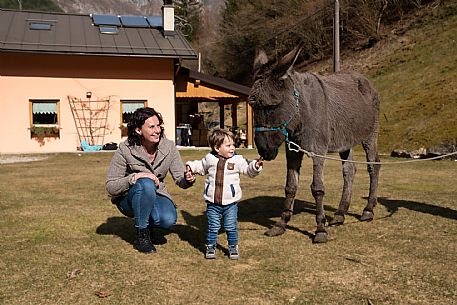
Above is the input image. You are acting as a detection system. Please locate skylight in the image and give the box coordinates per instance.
[30,22,52,30]
[99,26,119,35]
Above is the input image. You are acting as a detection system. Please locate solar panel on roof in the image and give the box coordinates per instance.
[92,14,121,26]
[146,16,162,28]
[120,15,149,28]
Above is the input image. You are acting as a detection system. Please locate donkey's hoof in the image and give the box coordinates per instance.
[329,214,345,226]
[264,224,286,237]
[313,231,328,243]
[360,210,374,222]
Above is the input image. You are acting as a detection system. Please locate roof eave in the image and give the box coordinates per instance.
[184,68,251,96]
[0,48,198,60]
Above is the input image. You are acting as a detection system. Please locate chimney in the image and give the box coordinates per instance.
[162,0,175,36]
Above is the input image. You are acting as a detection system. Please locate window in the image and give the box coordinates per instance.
[120,100,146,136]
[121,100,146,126]
[29,100,60,138]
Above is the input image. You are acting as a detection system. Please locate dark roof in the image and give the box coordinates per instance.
[179,67,251,96]
[0,9,197,59]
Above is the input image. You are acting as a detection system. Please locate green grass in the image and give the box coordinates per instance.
[1,150,456,305]
[370,5,457,151]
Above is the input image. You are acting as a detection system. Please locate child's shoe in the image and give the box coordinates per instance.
[205,244,216,259]
[228,244,239,260]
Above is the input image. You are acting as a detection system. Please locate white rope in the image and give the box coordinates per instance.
[287,141,457,165]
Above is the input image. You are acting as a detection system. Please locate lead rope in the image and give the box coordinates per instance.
[287,141,457,165]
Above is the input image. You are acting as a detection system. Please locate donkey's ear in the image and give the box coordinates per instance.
[253,48,269,75]
[273,44,303,78]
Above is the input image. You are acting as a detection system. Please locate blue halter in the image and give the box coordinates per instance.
[254,87,300,143]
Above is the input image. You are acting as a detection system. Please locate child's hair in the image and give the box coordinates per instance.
[207,128,235,150]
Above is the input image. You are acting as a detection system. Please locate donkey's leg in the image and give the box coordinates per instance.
[311,157,327,243]
[361,138,381,221]
[329,149,357,226]
[264,148,304,237]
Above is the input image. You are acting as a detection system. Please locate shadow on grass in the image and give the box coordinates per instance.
[177,196,348,251]
[378,197,457,220]
[96,216,135,245]
[96,216,174,246]
[176,211,207,254]
[96,195,373,252]
[236,196,363,240]
[237,196,316,240]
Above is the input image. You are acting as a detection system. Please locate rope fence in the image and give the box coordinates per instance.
[287,141,457,165]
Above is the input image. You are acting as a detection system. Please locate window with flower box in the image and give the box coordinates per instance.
[29,100,60,139]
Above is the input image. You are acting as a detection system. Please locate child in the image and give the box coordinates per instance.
[185,128,263,259]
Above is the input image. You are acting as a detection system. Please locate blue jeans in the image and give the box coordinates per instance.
[206,202,238,246]
[116,178,177,230]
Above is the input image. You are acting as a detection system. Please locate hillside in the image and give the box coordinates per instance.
[306,2,457,153]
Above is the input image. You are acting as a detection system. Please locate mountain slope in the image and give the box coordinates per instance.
[308,3,457,153]
[53,0,161,15]
[52,0,224,16]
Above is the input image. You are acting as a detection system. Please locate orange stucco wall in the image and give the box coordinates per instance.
[0,53,177,154]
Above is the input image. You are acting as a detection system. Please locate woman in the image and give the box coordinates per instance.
[106,107,195,254]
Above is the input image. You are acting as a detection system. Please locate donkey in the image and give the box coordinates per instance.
[249,46,381,243]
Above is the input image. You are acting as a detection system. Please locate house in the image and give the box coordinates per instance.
[0,5,203,154]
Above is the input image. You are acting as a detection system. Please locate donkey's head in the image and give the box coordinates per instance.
[249,45,302,160]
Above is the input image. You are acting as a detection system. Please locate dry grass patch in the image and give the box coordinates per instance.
[0,150,456,305]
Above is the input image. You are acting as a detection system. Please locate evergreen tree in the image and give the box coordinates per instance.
[174,0,202,42]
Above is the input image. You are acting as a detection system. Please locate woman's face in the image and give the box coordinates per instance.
[136,115,162,145]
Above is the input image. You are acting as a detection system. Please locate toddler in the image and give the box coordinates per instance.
[185,128,263,259]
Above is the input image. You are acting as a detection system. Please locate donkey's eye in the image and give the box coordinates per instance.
[275,79,285,89]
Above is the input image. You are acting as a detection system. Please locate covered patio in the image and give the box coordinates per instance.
[175,67,253,148]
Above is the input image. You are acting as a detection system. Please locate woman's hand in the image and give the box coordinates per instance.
[185,165,196,183]
[134,172,160,186]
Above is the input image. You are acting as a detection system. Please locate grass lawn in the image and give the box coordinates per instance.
[0,148,456,305]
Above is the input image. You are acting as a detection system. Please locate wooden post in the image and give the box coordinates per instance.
[219,101,224,129]
[231,101,237,128]
[247,101,253,148]
[333,0,340,73]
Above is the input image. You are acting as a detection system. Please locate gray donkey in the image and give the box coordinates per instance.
[249,45,381,243]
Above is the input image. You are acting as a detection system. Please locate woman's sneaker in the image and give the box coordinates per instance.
[228,244,239,260]
[205,244,216,259]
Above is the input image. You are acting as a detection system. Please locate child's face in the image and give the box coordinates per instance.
[215,136,236,158]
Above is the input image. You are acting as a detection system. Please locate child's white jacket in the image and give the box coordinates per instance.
[186,153,262,205]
